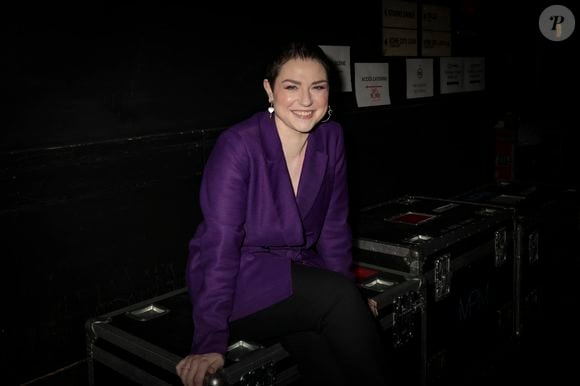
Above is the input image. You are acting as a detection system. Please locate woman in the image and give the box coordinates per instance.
[177,41,388,386]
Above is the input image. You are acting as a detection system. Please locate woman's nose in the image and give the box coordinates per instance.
[299,90,313,106]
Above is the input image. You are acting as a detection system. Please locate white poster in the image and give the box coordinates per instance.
[439,57,464,94]
[354,63,391,107]
[464,57,485,92]
[319,45,352,92]
[406,58,434,99]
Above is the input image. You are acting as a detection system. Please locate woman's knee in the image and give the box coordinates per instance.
[331,275,366,309]
[292,264,369,319]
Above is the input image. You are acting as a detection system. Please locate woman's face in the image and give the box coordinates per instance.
[264,58,329,135]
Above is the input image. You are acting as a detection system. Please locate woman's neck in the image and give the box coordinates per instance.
[277,126,309,160]
[277,127,309,196]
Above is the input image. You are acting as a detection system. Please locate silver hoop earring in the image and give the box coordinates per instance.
[321,106,333,123]
[267,102,274,119]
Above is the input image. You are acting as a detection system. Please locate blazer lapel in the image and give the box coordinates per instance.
[297,129,328,217]
[259,114,304,246]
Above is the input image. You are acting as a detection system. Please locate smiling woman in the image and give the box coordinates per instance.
[263,55,332,195]
[176,41,391,386]
[264,58,330,133]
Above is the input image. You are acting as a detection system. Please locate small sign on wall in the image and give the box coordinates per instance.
[354,62,391,107]
[382,0,417,56]
[463,57,485,92]
[440,57,464,94]
[439,57,485,94]
[383,28,418,56]
[319,45,353,92]
[422,30,451,57]
[422,4,451,57]
[406,58,434,99]
[422,4,451,32]
[383,0,417,29]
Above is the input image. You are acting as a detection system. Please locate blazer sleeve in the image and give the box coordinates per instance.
[315,125,354,279]
[188,130,249,354]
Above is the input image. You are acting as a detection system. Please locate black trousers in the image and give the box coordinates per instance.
[229,263,390,386]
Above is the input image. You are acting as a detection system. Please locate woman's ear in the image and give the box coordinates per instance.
[263,79,273,101]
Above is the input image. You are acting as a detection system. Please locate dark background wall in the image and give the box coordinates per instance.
[3,1,577,384]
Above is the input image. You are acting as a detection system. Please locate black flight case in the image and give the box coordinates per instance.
[351,194,514,385]
[451,180,574,338]
[86,271,425,386]
[86,287,298,386]
[354,265,425,386]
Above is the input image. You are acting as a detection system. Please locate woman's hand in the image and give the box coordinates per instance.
[176,352,225,386]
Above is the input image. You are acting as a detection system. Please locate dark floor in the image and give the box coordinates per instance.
[24,237,579,386]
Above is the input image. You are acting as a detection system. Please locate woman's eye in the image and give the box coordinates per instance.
[284,85,298,90]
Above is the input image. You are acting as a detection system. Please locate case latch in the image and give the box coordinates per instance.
[494,227,508,267]
[434,254,451,301]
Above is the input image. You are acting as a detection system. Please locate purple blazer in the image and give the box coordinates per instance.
[187,111,352,355]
